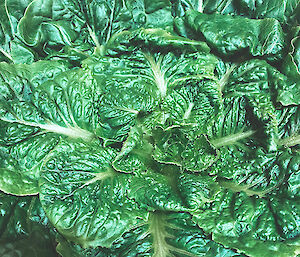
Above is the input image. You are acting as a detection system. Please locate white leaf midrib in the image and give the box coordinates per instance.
[1,117,94,141]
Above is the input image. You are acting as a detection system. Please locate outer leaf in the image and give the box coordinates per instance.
[202,0,238,14]
[171,0,238,17]
[38,140,147,248]
[128,0,174,29]
[191,149,300,257]
[56,212,246,257]
[220,59,298,150]
[0,192,58,257]
[283,32,300,76]
[0,0,13,61]
[0,63,101,195]
[106,28,211,54]
[238,0,299,27]
[200,0,299,28]
[184,10,285,61]
[39,140,187,248]
[17,0,175,57]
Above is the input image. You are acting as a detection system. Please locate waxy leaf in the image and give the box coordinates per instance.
[39,140,187,248]
[56,212,246,257]
[0,63,100,195]
[39,140,147,248]
[184,10,285,61]
[191,149,300,257]
[0,192,58,257]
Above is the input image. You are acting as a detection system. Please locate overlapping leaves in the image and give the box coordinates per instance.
[0,1,299,257]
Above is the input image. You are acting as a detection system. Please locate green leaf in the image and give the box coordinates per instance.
[106,28,211,54]
[0,192,58,257]
[128,0,174,29]
[38,139,148,248]
[283,32,300,78]
[191,149,300,257]
[39,138,192,248]
[238,0,299,27]
[152,127,219,171]
[207,98,257,150]
[184,10,285,61]
[0,63,101,195]
[160,55,221,131]
[56,212,246,257]
[90,54,159,144]
[16,0,175,57]
[86,50,218,143]
[202,0,238,14]
[0,0,13,62]
[112,125,153,173]
[128,169,187,212]
[276,106,300,150]
[220,59,298,150]
[177,173,221,210]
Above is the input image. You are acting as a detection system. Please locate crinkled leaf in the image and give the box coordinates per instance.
[0,0,13,61]
[160,54,221,131]
[184,10,285,61]
[206,97,282,155]
[90,54,159,144]
[56,212,246,257]
[177,173,220,210]
[0,192,58,257]
[86,50,218,143]
[209,148,295,197]
[39,140,188,248]
[128,169,187,212]
[112,125,153,173]
[283,33,300,78]
[191,149,300,257]
[238,0,299,27]
[0,63,101,195]
[202,0,238,14]
[106,28,211,54]
[197,0,299,28]
[220,59,297,150]
[276,106,300,150]
[17,0,175,57]
[38,140,147,248]
[153,127,219,171]
[128,0,174,29]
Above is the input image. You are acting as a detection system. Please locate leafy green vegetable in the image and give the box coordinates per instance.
[56,212,247,257]
[0,1,299,256]
[0,192,59,257]
[183,10,285,61]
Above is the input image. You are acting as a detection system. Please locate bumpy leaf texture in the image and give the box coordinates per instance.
[0,1,299,257]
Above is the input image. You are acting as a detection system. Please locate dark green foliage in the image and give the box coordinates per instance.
[0,1,299,256]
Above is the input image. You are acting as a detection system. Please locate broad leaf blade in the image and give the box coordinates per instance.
[39,140,188,248]
[0,63,100,195]
[184,10,285,61]
[0,192,58,257]
[39,140,147,248]
[191,149,300,257]
[56,212,246,257]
